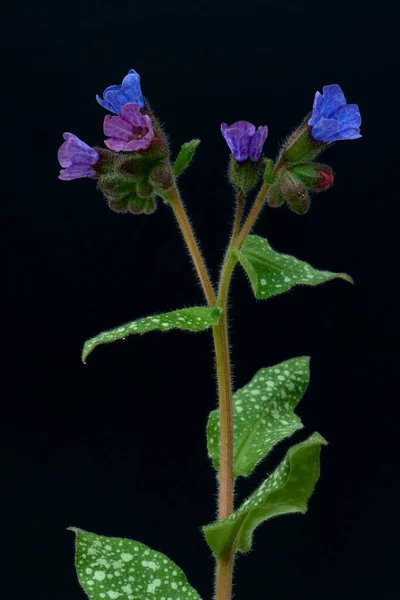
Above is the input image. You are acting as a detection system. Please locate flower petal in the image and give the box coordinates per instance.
[125,129,154,151]
[120,102,146,126]
[104,137,130,152]
[249,125,268,162]
[96,95,118,113]
[57,141,72,167]
[311,91,324,117]
[103,115,134,141]
[334,104,362,129]
[221,121,256,162]
[57,133,99,167]
[336,126,362,140]
[121,70,144,108]
[320,84,347,118]
[309,85,361,143]
[230,121,256,136]
[59,164,97,180]
[96,69,145,114]
[310,116,340,143]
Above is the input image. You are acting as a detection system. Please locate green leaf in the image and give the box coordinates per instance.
[172,139,201,177]
[207,357,309,478]
[69,528,201,600]
[233,234,353,300]
[203,432,327,557]
[83,306,222,363]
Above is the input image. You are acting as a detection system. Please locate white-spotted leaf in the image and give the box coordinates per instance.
[172,139,201,177]
[207,357,309,478]
[233,234,353,300]
[203,432,326,557]
[82,306,222,363]
[70,528,201,600]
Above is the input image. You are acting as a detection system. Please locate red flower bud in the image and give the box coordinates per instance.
[318,168,334,189]
[290,163,334,192]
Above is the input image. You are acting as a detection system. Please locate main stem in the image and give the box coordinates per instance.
[213,192,244,523]
[167,183,269,600]
[214,191,244,521]
[214,185,271,600]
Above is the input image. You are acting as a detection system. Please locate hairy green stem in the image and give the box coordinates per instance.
[166,185,216,306]
[234,182,270,250]
[214,192,244,520]
[167,183,269,600]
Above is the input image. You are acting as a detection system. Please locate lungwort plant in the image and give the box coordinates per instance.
[58,71,361,600]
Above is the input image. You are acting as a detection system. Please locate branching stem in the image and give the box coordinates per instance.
[166,185,216,306]
[167,182,270,600]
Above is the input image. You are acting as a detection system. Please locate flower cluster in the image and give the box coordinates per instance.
[266,84,361,214]
[58,70,174,214]
[57,73,361,216]
[57,70,154,182]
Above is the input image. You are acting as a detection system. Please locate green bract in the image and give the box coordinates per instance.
[263,158,276,184]
[173,139,201,177]
[82,306,222,363]
[207,357,309,478]
[203,432,326,557]
[70,528,201,600]
[234,234,353,300]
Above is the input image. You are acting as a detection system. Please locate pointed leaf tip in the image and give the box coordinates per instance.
[235,234,353,300]
[338,272,354,284]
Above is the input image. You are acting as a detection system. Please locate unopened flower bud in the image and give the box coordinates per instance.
[279,170,310,215]
[136,178,154,198]
[290,163,334,191]
[128,197,156,215]
[150,167,174,193]
[97,173,157,215]
[267,183,285,208]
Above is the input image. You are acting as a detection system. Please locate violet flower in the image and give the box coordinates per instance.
[308,84,362,143]
[58,133,100,181]
[103,102,154,152]
[96,69,145,114]
[221,121,268,163]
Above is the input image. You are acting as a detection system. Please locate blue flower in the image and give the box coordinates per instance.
[308,84,361,143]
[96,69,145,114]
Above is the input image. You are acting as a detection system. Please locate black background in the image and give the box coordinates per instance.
[3,1,398,598]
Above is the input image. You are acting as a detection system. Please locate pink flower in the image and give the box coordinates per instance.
[103,102,154,152]
[57,133,100,181]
